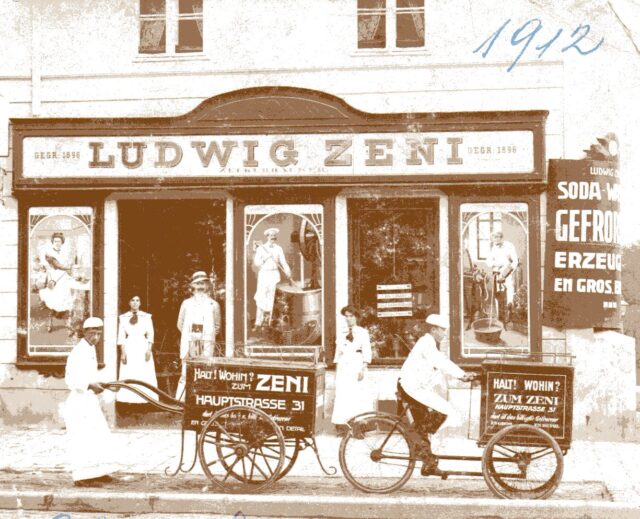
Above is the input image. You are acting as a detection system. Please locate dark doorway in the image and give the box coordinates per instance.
[117,199,226,426]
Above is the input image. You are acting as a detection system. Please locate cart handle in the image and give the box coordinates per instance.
[102,379,184,414]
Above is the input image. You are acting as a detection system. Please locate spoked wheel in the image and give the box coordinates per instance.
[217,434,301,483]
[339,414,415,493]
[482,424,564,499]
[197,405,285,493]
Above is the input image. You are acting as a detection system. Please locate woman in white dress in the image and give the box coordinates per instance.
[332,305,373,434]
[38,232,74,334]
[116,295,158,403]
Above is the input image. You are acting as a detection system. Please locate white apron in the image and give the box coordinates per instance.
[253,243,291,315]
[117,311,158,403]
[175,294,220,400]
[62,339,117,481]
[331,325,373,425]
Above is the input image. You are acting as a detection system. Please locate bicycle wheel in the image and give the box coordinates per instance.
[197,405,285,493]
[482,424,563,499]
[339,414,415,493]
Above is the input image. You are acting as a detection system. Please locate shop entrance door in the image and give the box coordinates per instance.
[118,199,226,424]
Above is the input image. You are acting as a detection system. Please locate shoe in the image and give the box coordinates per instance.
[420,458,445,478]
[92,475,114,483]
[73,478,103,487]
[351,423,365,440]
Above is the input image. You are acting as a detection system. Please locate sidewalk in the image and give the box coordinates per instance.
[1,428,639,517]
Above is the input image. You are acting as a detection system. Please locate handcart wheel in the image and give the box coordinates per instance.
[481,424,564,500]
[216,435,301,483]
[339,414,415,494]
[197,405,285,493]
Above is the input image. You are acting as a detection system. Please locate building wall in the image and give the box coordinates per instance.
[0,1,636,438]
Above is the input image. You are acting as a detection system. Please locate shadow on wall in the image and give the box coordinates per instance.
[621,243,640,383]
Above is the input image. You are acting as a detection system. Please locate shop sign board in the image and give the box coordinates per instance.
[183,359,324,438]
[543,159,622,328]
[376,283,413,318]
[479,361,573,450]
[21,131,534,180]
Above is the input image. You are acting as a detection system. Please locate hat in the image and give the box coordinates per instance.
[264,228,279,236]
[425,314,449,330]
[83,317,104,329]
[190,271,209,286]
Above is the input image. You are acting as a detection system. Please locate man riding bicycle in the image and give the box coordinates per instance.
[398,314,475,476]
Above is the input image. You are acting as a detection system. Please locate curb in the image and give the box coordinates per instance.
[1,489,639,519]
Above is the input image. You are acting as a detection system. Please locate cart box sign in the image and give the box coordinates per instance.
[480,361,574,450]
[183,359,325,437]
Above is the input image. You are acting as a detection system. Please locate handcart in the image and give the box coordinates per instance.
[338,354,574,499]
[104,357,335,493]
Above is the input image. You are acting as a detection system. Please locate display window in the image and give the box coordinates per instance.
[243,204,324,358]
[348,198,439,364]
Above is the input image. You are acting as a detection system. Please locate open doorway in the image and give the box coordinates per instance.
[117,199,226,426]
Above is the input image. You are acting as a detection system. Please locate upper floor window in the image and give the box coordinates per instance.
[357,0,425,50]
[139,0,203,55]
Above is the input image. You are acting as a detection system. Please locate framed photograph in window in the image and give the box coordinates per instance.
[26,207,94,358]
[460,202,530,357]
[244,204,324,356]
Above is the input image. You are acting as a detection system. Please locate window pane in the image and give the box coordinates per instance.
[350,200,439,363]
[461,203,529,358]
[139,19,166,53]
[358,14,386,48]
[140,0,165,15]
[176,19,203,52]
[28,207,94,357]
[244,206,323,361]
[358,0,386,8]
[179,0,202,14]
[396,9,424,48]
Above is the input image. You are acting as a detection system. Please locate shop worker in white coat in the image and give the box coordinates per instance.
[398,314,475,476]
[63,317,117,486]
[332,305,372,434]
[175,271,221,401]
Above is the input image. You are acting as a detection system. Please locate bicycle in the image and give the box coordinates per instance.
[338,375,564,499]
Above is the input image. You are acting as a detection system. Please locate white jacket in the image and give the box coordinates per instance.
[399,333,464,415]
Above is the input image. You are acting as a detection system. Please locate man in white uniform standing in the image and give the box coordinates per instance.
[175,271,221,400]
[63,317,116,486]
[252,227,292,330]
[398,314,474,476]
[487,230,518,325]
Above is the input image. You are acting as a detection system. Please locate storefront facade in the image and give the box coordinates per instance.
[7,86,550,429]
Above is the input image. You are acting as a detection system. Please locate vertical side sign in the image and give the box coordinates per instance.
[543,159,622,328]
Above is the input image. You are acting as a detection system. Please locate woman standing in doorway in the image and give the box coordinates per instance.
[332,305,373,435]
[116,294,158,403]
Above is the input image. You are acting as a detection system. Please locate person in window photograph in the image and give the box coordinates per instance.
[62,317,117,487]
[397,313,475,476]
[488,230,518,325]
[252,227,292,330]
[175,271,221,400]
[332,305,373,435]
[116,294,158,405]
[38,232,75,335]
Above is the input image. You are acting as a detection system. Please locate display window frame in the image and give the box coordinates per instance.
[348,196,440,366]
[17,192,105,370]
[448,193,542,366]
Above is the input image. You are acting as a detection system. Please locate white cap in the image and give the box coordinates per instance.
[83,317,104,329]
[264,227,279,236]
[425,314,449,330]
